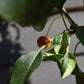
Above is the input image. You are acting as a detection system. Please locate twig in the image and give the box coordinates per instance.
[62,7,76,25]
[61,12,70,32]
[74,41,80,56]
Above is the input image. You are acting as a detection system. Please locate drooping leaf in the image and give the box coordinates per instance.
[57,44,69,78]
[55,0,66,10]
[0,0,60,26]
[58,51,69,78]
[32,20,46,32]
[53,32,69,46]
[44,33,75,78]
[58,50,76,78]
[76,26,84,45]
[9,48,43,84]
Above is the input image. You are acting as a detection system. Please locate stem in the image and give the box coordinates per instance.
[46,16,72,37]
[62,7,75,25]
[72,42,84,77]
[46,16,62,37]
[74,41,80,56]
[72,64,84,77]
[61,12,70,32]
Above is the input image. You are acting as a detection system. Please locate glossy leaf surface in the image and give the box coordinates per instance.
[58,50,76,78]
[53,33,63,45]
[9,49,43,84]
[44,32,69,61]
[53,32,68,46]
[43,45,65,61]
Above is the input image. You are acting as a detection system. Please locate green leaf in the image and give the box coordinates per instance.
[9,48,43,84]
[55,0,66,10]
[53,32,69,46]
[44,32,69,61]
[76,26,84,45]
[61,32,69,46]
[0,0,25,21]
[58,50,76,78]
[0,0,59,26]
[32,20,46,32]
[43,45,64,61]
[43,41,69,61]
[53,33,63,45]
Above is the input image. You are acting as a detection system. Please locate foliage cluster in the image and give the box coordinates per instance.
[0,0,84,84]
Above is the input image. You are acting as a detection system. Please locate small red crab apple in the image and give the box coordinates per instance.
[37,36,52,49]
